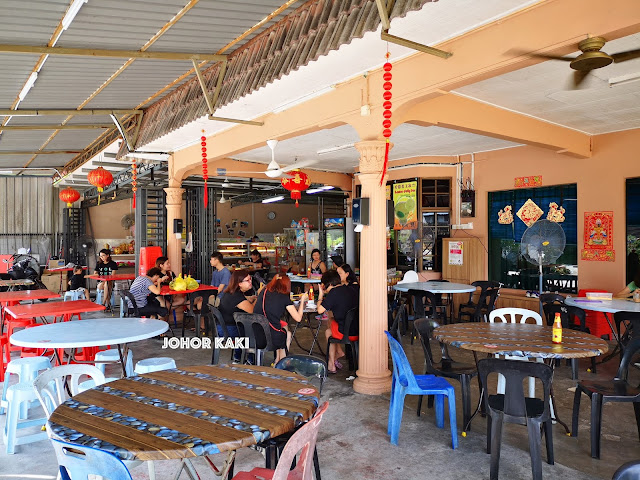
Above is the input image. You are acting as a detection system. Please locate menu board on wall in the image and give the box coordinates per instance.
[393,181,418,230]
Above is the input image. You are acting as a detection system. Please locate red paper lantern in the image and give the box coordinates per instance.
[59,187,80,208]
[281,170,311,208]
[87,166,113,205]
[380,55,393,185]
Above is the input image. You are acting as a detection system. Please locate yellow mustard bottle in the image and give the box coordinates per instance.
[552,312,562,344]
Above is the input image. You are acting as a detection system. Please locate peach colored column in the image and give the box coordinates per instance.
[164,187,185,275]
[353,140,392,395]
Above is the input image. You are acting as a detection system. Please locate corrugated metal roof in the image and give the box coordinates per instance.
[0,53,42,108]
[0,0,68,45]
[136,0,435,146]
[0,130,55,150]
[8,115,69,126]
[29,154,77,168]
[44,129,105,150]
[0,156,33,168]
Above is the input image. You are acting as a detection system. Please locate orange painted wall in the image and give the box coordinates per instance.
[465,128,640,293]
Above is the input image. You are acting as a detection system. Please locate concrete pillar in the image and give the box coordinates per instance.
[164,187,185,275]
[352,140,392,395]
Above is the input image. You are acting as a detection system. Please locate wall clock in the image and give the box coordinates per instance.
[267,211,276,220]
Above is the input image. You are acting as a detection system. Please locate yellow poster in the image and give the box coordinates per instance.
[393,181,418,230]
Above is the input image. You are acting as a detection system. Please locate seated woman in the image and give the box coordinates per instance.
[309,249,327,275]
[256,274,308,363]
[128,267,168,319]
[615,273,640,298]
[317,270,359,373]
[218,270,257,363]
[337,263,359,295]
[239,250,264,269]
[156,256,203,329]
[94,249,118,306]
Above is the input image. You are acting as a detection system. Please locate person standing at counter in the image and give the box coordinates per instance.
[309,249,327,275]
[95,248,118,306]
[210,251,231,306]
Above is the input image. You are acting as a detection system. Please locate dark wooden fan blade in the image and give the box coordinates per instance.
[612,48,640,63]
[506,48,573,61]
[573,70,590,88]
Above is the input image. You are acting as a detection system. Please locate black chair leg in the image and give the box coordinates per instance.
[590,357,597,374]
[526,420,543,480]
[426,395,434,410]
[634,402,640,442]
[461,375,472,431]
[570,358,578,380]
[571,387,582,437]
[590,393,603,459]
[313,446,321,480]
[417,395,423,417]
[489,414,503,480]
[543,419,554,465]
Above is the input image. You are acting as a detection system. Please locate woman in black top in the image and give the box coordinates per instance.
[219,270,256,362]
[309,249,327,275]
[256,274,307,363]
[94,249,118,306]
[337,263,359,295]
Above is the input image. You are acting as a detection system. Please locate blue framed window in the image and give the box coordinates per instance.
[488,184,578,293]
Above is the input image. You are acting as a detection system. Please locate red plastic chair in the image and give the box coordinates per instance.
[6,318,36,352]
[0,335,10,381]
[232,402,329,480]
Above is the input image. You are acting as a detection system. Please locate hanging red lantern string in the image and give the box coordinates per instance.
[131,161,137,209]
[87,166,113,205]
[59,187,80,216]
[380,51,392,186]
[201,130,208,207]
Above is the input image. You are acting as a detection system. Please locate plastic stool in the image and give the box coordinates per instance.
[95,349,134,377]
[64,290,85,301]
[1,357,52,416]
[2,383,48,453]
[134,358,176,374]
[95,288,116,307]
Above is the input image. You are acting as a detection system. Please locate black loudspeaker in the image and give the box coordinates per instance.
[353,198,370,225]
[173,218,183,234]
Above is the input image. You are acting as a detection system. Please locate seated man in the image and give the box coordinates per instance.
[317,270,359,373]
[128,267,168,319]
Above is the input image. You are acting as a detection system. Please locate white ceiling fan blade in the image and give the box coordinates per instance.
[279,160,317,174]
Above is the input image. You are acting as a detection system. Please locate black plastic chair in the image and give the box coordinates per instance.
[326,307,359,372]
[458,281,500,323]
[120,290,139,317]
[388,300,408,341]
[571,336,640,459]
[208,306,231,365]
[234,313,280,366]
[612,460,640,480]
[430,279,451,323]
[539,293,565,325]
[546,304,595,378]
[407,289,438,344]
[414,318,478,430]
[478,358,554,480]
[181,290,214,337]
[614,311,640,357]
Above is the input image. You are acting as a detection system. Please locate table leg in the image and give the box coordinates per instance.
[117,344,129,377]
[462,351,484,435]
[546,360,570,434]
[594,312,622,366]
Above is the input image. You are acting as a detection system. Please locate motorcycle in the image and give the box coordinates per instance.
[2,251,49,296]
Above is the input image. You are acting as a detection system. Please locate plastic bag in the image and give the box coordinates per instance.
[186,275,199,290]
[172,273,187,291]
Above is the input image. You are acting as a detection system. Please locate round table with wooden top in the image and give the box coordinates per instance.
[434,322,608,434]
[434,322,609,359]
[47,364,319,462]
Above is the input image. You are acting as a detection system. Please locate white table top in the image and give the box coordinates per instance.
[393,281,476,294]
[287,274,322,284]
[10,318,168,348]
[565,297,640,314]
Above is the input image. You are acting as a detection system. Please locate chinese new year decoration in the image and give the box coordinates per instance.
[201,130,208,207]
[131,161,137,209]
[582,211,615,261]
[380,52,392,185]
[87,166,113,205]
[497,205,513,225]
[547,202,565,223]
[59,186,80,208]
[516,198,543,227]
[281,170,311,208]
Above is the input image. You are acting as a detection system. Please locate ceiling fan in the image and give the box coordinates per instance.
[224,139,317,178]
[522,36,640,88]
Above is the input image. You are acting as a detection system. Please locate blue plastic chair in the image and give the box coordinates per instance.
[51,438,132,480]
[384,331,458,449]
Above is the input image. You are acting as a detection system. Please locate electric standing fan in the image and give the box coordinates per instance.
[520,219,566,312]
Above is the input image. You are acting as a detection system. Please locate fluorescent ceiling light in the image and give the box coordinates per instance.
[273,86,335,114]
[62,0,88,30]
[307,186,335,194]
[18,72,38,101]
[317,143,355,155]
[609,72,640,87]
[262,195,284,204]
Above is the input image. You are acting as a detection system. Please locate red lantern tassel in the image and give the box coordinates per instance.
[380,139,390,186]
[132,191,136,209]
[203,180,208,207]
